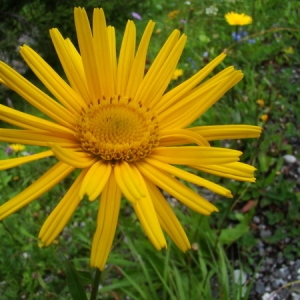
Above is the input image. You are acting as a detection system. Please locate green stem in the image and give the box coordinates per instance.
[90,268,102,300]
[1,220,22,246]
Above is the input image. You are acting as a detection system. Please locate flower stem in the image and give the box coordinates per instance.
[90,268,102,300]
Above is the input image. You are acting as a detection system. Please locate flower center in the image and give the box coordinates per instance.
[75,97,160,162]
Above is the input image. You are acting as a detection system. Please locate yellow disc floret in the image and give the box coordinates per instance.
[75,97,160,162]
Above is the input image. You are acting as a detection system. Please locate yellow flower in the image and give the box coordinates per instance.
[172,69,183,80]
[0,8,261,270]
[283,46,294,54]
[256,99,265,107]
[225,12,252,26]
[168,10,180,19]
[9,144,25,152]
[260,114,268,122]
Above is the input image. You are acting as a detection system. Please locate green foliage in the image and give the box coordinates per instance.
[64,259,89,300]
[95,215,253,300]
[0,0,300,298]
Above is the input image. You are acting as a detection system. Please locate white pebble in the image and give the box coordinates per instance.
[283,154,297,164]
[292,293,300,300]
[262,292,277,300]
[233,269,247,284]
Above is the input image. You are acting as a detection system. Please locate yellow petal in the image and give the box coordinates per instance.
[50,28,91,103]
[90,172,121,270]
[130,165,167,250]
[144,157,232,198]
[189,125,262,140]
[138,32,186,108]
[0,129,79,148]
[114,161,145,203]
[150,146,242,165]
[126,21,155,98]
[0,61,75,129]
[0,162,75,220]
[156,53,226,113]
[159,68,243,129]
[0,150,53,170]
[146,180,190,251]
[135,161,218,215]
[20,45,83,115]
[74,7,101,102]
[107,26,117,85]
[134,29,181,106]
[192,162,256,182]
[50,143,96,168]
[93,8,115,97]
[116,20,136,96]
[159,128,210,147]
[39,168,87,246]
[79,161,112,201]
[144,34,186,108]
[0,104,74,134]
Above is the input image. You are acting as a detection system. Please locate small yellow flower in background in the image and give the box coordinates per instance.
[283,46,294,54]
[256,99,265,107]
[172,69,183,80]
[225,12,252,26]
[9,144,25,152]
[260,114,269,122]
[0,7,261,270]
[168,10,180,19]
[155,28,162,34]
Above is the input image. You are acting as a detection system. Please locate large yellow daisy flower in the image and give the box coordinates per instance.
[0,7,261,270]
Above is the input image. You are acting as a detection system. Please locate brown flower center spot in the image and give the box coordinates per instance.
[75,97,160,162]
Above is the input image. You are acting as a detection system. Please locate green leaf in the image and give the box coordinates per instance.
[257,152,270,173]
[64,260,88,300]
[219,223,249,245]
[77,270,93,285]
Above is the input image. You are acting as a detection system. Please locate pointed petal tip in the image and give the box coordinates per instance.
[213,207,219,213]
[227,192,234,198]
[38,240,45,248]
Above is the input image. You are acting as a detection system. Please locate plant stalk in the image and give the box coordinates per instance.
[90,268,102,300]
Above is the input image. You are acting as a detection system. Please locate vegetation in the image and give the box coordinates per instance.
[0,0,299,298]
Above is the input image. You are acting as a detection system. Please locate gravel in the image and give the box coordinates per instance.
[248,241,300,300]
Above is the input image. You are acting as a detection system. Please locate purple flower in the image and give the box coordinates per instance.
[5,146,13,155]
[131,12,142,20]
[180,19,187,24]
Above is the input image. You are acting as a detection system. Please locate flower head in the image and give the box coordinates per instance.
[260,114,268,122]
[225,12,252,26]
[168,10,180,19]
[0,7,261,270]
[256,99,265,107]
[283,46,294,54]
[7,144,25,153]
[131,12,142,21]
[205,5,218,16]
